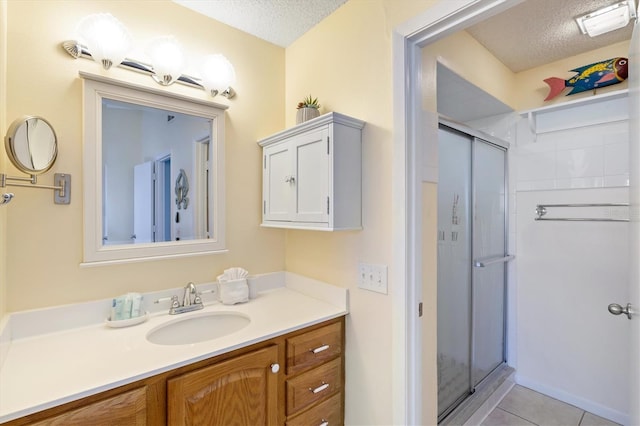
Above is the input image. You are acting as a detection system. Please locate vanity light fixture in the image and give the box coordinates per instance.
[575,0,637,37]
[62,13,236,99]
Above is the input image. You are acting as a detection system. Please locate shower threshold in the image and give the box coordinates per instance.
[439,364,515,426]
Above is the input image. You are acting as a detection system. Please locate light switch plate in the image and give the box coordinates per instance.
[358,262,388,294]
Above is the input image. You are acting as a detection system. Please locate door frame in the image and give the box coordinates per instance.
[391,1,524,424]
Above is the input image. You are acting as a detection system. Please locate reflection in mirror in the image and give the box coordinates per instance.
[82,74,226,264]
[5,116,57,174]
[102,99,209,245]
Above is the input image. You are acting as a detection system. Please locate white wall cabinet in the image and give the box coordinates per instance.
[258,112,365,230]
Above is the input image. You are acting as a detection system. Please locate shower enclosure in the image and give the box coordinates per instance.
[437,120,509,421]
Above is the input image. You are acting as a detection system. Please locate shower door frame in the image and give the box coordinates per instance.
[437,119,510,421]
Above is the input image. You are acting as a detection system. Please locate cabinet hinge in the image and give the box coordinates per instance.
[418,302,423,317]
[327,197,330,214]
[327,136,330,154]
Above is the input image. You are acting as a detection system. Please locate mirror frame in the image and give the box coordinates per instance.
[81,73,227,265]
[5,115,58,175]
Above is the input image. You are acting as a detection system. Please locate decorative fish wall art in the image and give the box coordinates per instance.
[543,57,628,101]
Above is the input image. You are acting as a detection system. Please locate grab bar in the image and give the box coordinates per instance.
[473,255,515,268]
[535,203,629,222]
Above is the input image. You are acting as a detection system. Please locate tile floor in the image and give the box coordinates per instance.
[480,385,620,426]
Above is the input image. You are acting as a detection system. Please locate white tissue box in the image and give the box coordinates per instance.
[219,278,249,305]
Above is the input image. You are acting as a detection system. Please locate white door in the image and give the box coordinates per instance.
[626,20,640,426]
[263,143,292,221]
[292,128,329,223]
[133,161,155,243]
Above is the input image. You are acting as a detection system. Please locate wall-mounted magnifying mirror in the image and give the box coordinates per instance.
[1,116,71,205]
[5,116,58,174]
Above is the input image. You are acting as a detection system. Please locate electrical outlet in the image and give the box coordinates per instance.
[358,262,388,294]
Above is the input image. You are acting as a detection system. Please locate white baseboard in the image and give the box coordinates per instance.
[515,374,629,425]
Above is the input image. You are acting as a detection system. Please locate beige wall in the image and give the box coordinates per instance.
[4,0,286,312]
[426,30,630,113]
[425,30,518,109]
[284,1,436,424]
[0,0,7,320]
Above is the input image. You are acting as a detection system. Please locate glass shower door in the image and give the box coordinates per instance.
[471,139,507,386]
[437,125,508,420]
[437,127,472,418]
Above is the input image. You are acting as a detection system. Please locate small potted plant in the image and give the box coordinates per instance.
[296,95,321,124]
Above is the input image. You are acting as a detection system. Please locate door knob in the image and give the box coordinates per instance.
[608,303,633,320]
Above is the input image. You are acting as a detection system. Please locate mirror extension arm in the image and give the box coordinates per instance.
[0,173,71,204]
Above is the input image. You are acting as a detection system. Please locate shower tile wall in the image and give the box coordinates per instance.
[515,96,629,192]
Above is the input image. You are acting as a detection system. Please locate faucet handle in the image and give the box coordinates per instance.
[170,295,180,308]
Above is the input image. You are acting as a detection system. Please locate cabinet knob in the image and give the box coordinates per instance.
[319,421,329,426]
[285,175,296,184]
[270,363,280,373]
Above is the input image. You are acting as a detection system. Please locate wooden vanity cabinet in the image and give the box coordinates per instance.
[4,317,345,426]
[167,345,279,425]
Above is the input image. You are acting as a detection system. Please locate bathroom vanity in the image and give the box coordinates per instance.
[0,273,347,425]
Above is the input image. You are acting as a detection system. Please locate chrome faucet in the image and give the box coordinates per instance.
[153,282,217,315]
[167,282,204,315]
[183,282,198,306]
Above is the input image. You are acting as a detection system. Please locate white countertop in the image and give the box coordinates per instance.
[0,272,348,423]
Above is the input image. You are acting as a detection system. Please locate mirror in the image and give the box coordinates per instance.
[5,116,58,175]
[82,75,227,264]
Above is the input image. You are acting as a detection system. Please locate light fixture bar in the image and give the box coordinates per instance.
[575,0,637,37]
[61,40,236,99]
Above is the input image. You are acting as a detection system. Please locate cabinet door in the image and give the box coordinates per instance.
[30,387,147,426]
[292,128,329,223]
[263,143,292,221]
[167,345,279,426]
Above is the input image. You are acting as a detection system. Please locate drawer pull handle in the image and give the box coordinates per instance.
[319,421,329,426]
[310,382,330,394]
[311,344,330,354]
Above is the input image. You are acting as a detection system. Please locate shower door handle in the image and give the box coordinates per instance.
[473,255,515,268]
[608,303,633,320]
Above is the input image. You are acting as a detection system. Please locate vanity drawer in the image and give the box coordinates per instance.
[286,321,342,374]
[286,393,342,426]
[286,357,342,415]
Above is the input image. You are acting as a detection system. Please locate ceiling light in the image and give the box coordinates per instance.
[576,1,637,37]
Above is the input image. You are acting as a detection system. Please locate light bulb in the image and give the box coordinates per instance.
[200,54,236,96]
[147,36,185,86]
[76,13,131,70]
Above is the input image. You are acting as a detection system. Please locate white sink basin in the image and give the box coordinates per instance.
[146,311,250,345]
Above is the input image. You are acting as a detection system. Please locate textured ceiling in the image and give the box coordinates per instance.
[172,0,347,47]
[466,0,635,72]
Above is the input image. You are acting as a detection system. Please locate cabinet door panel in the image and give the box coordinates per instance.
[167,345,279,426]
[264,144,292,221]
[293,129,329,223]
[30,387,147,426]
